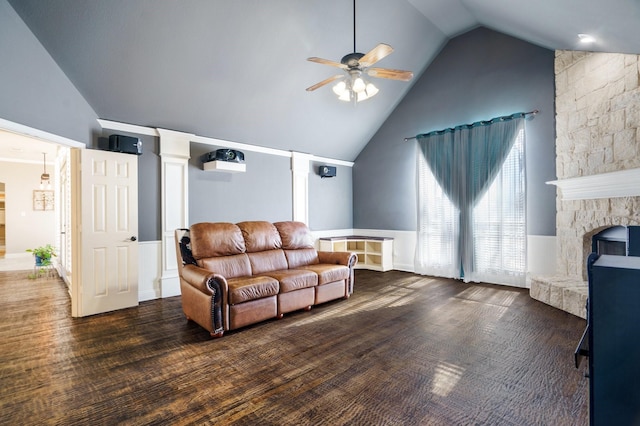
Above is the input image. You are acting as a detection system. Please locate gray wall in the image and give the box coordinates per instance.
[354,27,556,236]
[96,131,161,242]
[189,143,293,224]
[0,0,99,145]
[188,145,354,230]
[1,0,161,242]
[136,135,161,241]
[309,162,353,231]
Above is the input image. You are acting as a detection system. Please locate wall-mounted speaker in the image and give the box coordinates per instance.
[319,165,336,178]
[108,134,142,155]
[203,149,245,163]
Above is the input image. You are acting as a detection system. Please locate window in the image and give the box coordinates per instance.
[416,118,526,287]
[472,129,526,286]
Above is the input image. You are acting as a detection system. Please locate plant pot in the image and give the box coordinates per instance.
[35,255,51,266]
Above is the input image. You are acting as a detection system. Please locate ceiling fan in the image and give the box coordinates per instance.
[306,0,413,102]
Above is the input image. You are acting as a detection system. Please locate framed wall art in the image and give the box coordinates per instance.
[33,190,54,211]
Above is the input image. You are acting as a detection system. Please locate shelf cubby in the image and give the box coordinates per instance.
[319,236,393,271]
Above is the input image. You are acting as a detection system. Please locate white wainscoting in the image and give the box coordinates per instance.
[138,241,162,301]
[311,229,355,241]
[138,240,184,301]
[527,235,557,276]
[138,232,558,301]
[316,229,557,278]
[311,228,416,273]
[353,229,416,272]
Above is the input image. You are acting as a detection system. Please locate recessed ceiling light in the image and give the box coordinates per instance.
[578,33,596,44]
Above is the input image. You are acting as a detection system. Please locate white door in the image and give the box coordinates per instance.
[71,148,139,317]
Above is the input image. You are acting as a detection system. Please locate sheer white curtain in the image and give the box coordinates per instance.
[470,128,526,285]
[415,138,459,278]
[415,117,526,287]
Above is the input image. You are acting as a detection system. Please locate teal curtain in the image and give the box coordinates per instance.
[416,115,525,280]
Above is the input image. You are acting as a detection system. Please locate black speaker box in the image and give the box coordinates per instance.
[108,135,142,155]
[203,149,245,163]
[319,165,336,178]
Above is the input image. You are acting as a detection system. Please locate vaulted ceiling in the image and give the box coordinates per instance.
[7,0,640,162]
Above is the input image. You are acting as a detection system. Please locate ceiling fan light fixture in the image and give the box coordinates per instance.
[356,91,369,102]
[365,82,379,97]
[332,80,347,96]
[356,82,378,102]
[352,77,366,93]
[306,0,412,102]
[338,89,351,102]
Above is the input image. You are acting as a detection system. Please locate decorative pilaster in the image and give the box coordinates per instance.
[291,152,312,224]
[157,128,192,297]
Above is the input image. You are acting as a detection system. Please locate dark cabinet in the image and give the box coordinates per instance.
[588,255,640,425]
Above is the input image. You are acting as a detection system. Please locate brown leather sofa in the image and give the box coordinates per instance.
[175,220,357,337]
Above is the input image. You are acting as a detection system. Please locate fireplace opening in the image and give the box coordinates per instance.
[592,226,640,257]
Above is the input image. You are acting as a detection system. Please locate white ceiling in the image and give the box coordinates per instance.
[6,0,640,162]
[0,130,58,164]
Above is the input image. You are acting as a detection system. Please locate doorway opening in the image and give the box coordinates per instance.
[0,120,83,278]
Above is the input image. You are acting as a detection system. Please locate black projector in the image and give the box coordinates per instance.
[203,149,245,163]
[108,134,142,155]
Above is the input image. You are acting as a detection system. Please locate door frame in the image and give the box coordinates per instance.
[57,150,72,285]
[0,117,85,298]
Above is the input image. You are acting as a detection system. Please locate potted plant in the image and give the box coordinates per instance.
[26,244,57,266]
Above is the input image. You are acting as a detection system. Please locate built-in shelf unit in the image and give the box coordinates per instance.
[319,236,393,272]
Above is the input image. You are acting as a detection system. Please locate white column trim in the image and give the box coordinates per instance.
[291,152,312,224]
[191,134,292,158]
[310,155,354,168]
[97,119,160,137]
[97,118,354,167]
[158,128,192,298]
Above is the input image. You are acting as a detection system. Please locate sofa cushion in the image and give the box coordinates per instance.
[190,222,245,258]
[237,221,282,252]
[260,269,317,293]
[247,250,288,275]
[298,264,349,285]
[284,248,319,269]
[274,221,314,249]
[227,276,279,304]
[199,253,251,279]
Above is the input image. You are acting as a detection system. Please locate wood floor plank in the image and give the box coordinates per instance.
[0,269,588,425]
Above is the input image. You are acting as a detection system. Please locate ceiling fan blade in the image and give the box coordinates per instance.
[306,75,344,92]
[307,57,348,69]
[359,43,394,67]
[367,67,414,81]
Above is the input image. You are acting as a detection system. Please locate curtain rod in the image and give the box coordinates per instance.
[403,109,539,142]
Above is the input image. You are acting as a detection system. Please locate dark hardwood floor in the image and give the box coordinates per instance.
[0,269,588,425]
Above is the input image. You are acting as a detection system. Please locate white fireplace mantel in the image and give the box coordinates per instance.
[547,168,640,200]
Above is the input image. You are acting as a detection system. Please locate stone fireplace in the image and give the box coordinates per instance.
[529,50,640,319]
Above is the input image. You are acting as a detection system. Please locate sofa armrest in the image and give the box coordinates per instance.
[181,264,229,295]
[180,264,228,335]
[318,251,358,268]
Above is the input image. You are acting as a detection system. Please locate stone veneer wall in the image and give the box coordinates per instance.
[555,50,640,279]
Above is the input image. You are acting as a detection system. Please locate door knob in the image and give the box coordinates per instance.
[130,236,137,241]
